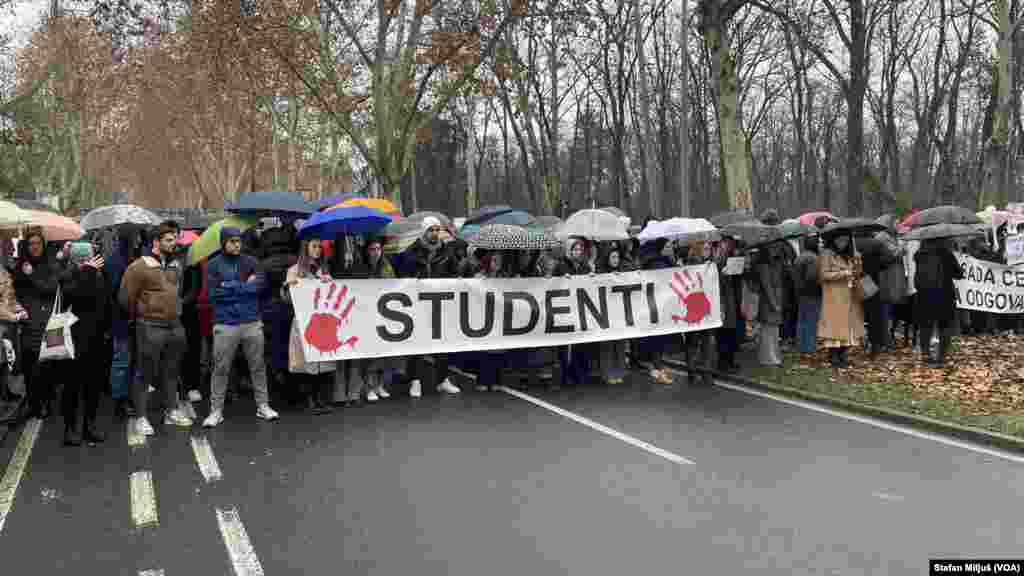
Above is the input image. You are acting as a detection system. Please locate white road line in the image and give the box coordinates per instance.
[216,507,265,576]
[129,470,159,528]
[127,418,146,448]
[498,386,695,465]
[0,419,42,534]
[190,436,223,483]
[711,379,1024,465]
[139,569,165,576]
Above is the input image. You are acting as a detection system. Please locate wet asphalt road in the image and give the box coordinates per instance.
[0,370,1022,575]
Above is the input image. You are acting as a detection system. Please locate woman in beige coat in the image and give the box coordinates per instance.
[817,232,865,368]
[284,239,337,414]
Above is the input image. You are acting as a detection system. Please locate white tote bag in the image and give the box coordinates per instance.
[38,287,77,362]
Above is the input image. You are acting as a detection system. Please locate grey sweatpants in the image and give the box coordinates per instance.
[135,321,186,418]
[210,322,269,412]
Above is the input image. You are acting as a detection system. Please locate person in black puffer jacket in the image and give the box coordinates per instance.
[14,228,71,420]
[552,237,595,388]
[258,226,298,403]
[60,245,110,445]
[914,237,963,366]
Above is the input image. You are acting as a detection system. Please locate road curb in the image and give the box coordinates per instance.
[663,358,1024,457]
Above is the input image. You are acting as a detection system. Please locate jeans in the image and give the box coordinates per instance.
[110,335,131,401]
[797,297,821,353]
[135,322,186,418]
[210,322,269,412]
[559,345,591,386]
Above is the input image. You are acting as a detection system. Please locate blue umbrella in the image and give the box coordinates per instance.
[297,205,392,240]
[227,191,317,217]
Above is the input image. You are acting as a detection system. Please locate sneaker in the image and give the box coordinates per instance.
[437,379,461,394]
[164,409,193,428]
[187,390,203,403]
[409,379,422,398]
[375,385,390,399]
[136,417,155,436]
[366,390,379,402]
[256,403,279,421]
[203,410,224,428]
[147,385,155,393]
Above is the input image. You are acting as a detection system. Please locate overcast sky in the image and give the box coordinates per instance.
[2,0,49,49]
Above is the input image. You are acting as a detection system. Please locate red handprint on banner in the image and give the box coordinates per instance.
[670,270,712,324]
[304,280,359,353]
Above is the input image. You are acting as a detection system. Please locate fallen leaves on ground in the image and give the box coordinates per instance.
[782,335,1024,415]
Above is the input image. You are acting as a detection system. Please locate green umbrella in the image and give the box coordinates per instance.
[187,215,259,265]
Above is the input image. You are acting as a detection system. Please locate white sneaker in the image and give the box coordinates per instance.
[164,409,193,427]
[375,385,390,399]
[203,410,224,428]
[409,379,422,398]
[187,390,203,402]
[148,385,155,393]
[366,390,379,402]
[256,404,279,421]
[437,379,461,394]
[136,417,155,436]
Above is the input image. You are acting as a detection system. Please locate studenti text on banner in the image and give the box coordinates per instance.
[290,264,723,362]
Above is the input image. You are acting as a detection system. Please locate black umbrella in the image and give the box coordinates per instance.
[910,205,982,228]
[722,220,782,246]
[226,191,317,217]
[902,223,985,241]
[821,218,887,237]
[466,205,514,225]
[710,210,756,228]
[11,198,59,213]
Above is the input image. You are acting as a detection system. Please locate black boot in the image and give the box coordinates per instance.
[63,426,82,447]
[83,422,106,444]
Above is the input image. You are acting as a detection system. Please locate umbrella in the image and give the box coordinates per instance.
[467,205,513,224]
[336,197,401,217]
[710,210,756,228]
[798,211,837,226]
[317,192,365,209]
[876,214,899,230]
[464,209,535,229]
[902,223,985,241]
[176,230,200,245]
[722,220,782,246]
[778,219,817,239]
[600,206,629,224]
[467,224,562,251]
[0,200,28,229]
[535,215,563,230]
[976,209,1014,228]
[80,204,163,231]
[298,205,392,240]
[187,215,259,265]
[558,209,629,241]
[638,218,719,244]
[821,218,887,237]
[226,191,317,217]
[22,210,84,241]
[11,198,59,213]
[907,205,981,228]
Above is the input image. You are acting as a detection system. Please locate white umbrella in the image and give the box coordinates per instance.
[637,217,718,244]
[557,209,629,241]
[0,200,28,229]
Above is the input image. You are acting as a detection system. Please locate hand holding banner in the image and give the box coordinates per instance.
[290,264,723,362]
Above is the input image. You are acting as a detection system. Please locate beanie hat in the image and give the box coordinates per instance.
[220,226,242,248]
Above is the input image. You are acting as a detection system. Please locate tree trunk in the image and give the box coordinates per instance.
[705,17,752,211]
[981,0,1012,209]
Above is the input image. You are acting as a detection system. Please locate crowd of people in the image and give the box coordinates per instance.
[0,207,985,448]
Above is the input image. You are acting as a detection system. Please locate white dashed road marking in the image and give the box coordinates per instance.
[499,386,695,465]
[190,436,223,483]
[216,507,265,576]
[130,470,159,528]
[0,418,42,534]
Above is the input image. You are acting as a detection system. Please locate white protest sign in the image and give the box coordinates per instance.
[954,254,1024,314]
[290,265,723,361]
[723,257,745,276]
[1005,234,1024,267]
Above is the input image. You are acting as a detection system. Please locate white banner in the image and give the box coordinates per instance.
[954,254,1024,314]
[290,264,723,361]
[1005,234,1024,267]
